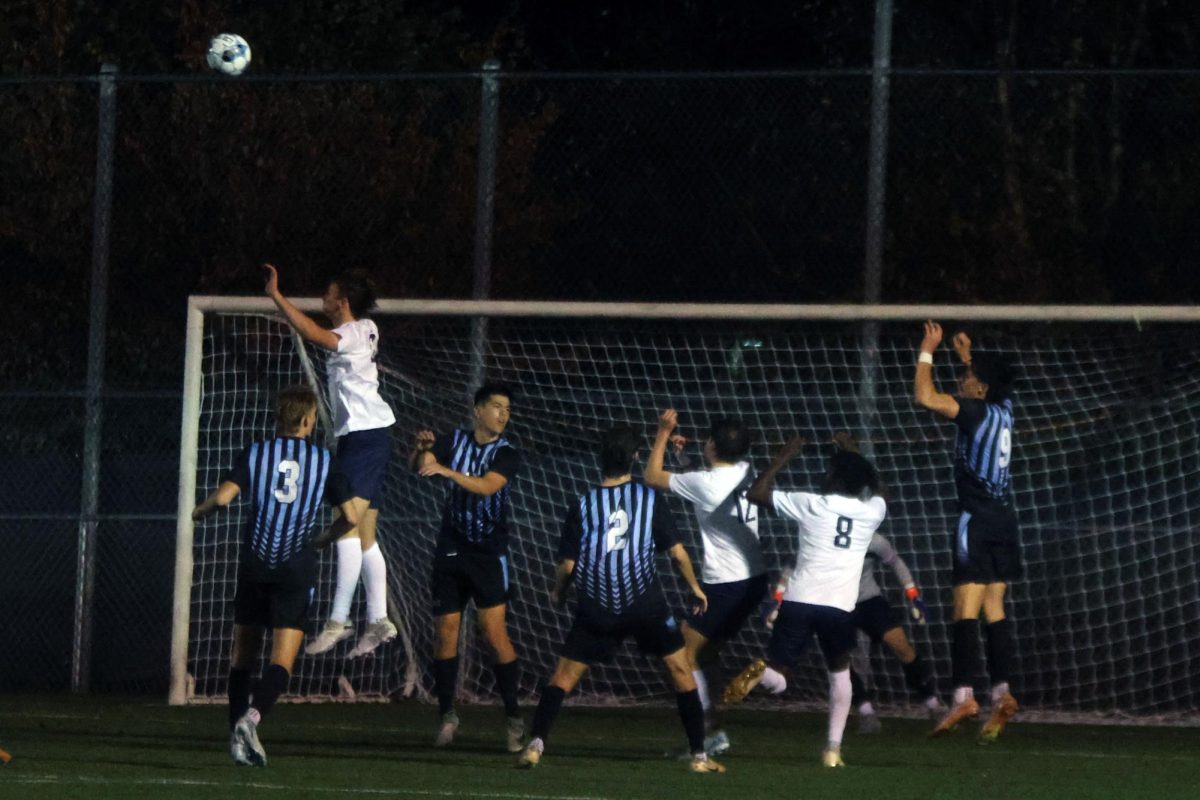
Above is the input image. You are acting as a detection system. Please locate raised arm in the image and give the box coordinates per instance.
[913,320,960,420]
[667,543,708,614]
[263,263,341,351]
[746,435,805,507]
[643,408,678,491]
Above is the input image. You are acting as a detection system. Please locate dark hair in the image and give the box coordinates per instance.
[970,353,1016,404]
[474,382,514,407]
[329,269,378,318]
[276,384,318,433]
[599,425,640,479]
[820,451,882,499]
[709,417,750,462]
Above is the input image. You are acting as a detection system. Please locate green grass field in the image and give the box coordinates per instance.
[2,694,1198,799]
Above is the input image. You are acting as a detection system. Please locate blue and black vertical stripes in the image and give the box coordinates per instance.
[244,437,332,568]
[572,482,659,614]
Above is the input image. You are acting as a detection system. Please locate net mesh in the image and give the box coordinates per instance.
[185,306,1200,717]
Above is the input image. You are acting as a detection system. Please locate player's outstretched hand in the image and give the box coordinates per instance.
[909,595,929,624]
[777,435,806,461]
[658,408,678,434]
[669,433,688,453]
[413,430,435,452]
[191,505,207,522]
[419,462,450,478]
[921,320,943,353]
[952,330,972,364]
[262,263,280,297]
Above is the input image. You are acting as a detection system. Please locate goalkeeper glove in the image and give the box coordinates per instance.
[760,578,788,630]
[905,585,928,624]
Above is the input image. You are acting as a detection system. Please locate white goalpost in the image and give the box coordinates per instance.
[172,297,1200,722]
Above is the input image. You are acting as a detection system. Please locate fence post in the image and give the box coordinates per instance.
[74,63,118,693]
[858,0,893,459]
[468,59,502,401]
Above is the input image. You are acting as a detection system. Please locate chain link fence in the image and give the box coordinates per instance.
[2,68,1199,695]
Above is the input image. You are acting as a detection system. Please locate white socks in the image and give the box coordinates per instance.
[954,685,975,704]
[330,538,364,623]
[692,670,711,712]
[361,543,388,621]
[760,666,788,694]
[857,701,876,716]
[991,681,1010,702]
[828,669,852,749]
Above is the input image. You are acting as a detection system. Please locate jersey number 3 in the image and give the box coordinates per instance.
[606,509,630,553]
[833,515,853,549]
[274,460,301,503]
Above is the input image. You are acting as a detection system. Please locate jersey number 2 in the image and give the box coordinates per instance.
[274,460,300,503]
[606,509,630,553]
[833,515,853,549]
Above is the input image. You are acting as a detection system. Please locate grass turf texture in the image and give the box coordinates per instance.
[1,694,1198,800]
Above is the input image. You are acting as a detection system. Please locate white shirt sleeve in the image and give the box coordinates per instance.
[334,321,365,354]
[771,490,814,521]
[668,471,707,505]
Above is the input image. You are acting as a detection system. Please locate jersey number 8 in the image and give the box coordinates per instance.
[833,515,853,549]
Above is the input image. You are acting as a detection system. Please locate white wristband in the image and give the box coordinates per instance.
[918,352,934,365]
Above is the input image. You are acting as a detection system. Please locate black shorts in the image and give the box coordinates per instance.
[234,576,313,630]
[562,595,685,665]
[687,573,769,640]
[336,427,393,508]
[953,507,1022,585]
[767,601,856,671]
[431,550,511,616]
[850,595,905,643]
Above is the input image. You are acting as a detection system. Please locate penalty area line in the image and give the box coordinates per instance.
[3,775,634,800]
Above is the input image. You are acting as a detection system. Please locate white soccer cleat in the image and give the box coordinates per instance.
[233,713,267,767]
[434,711,460,747]
[516,737,543,768]
[229,729,252,766]
[348,617,398,658]
[304,619,354,655]
[857,712,882,735]
[506,716,526,753]
[703,729,731,756]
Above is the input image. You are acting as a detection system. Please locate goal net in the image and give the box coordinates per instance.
[173,299,1200,721]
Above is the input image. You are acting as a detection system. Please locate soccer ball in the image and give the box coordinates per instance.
[207,33,251,76]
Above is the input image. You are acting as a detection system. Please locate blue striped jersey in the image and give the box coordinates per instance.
[431,429,521,555]
[224,436,347,583]
[557,481,678,615]
[953,397,1015,510]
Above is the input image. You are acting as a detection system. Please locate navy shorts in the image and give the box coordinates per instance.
[234,577,313,631]
[767,601,856,671]
[687,573,769,640]
[850,595,905,643]
[337,427,393,507]
[953,506,1022,585]
[562,595,685,665]
[431,551,511,616]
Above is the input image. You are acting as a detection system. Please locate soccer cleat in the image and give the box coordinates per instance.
[929,696,980,736]
[229,729,254,766]
[348,617,398,658]
[822,748,846,768]
[978,693,1019,744]
[703,729,731,756]
[304,619,354,655]
[434,710,460,747]
[233,713,267,767]
[924,696,947,720]
[506,716,526,753]
[857,712,882,735]
[0,747,12,765]
[722,658,767,704]
[516,737,543,768]
[688,754,726,773]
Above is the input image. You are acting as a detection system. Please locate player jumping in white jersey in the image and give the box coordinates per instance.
[723,433,888,768]
[264,264,398,658]
[644,408,765,756]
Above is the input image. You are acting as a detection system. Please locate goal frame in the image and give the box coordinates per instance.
[170,297,1200,706]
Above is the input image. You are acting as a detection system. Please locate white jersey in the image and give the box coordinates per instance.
[773,491,887,612]
[669,462,764,583]
[326,318,396,436]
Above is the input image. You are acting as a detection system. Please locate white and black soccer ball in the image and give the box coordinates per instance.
[206,33,251,76]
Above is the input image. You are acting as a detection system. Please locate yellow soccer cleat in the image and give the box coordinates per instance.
[0,747,12,765]
[516,738,543,768]
[929,696,980,737]
[689,754,726,773]
[822,748,846,768]
[978,693,1019,744]
[722,658,767,704]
